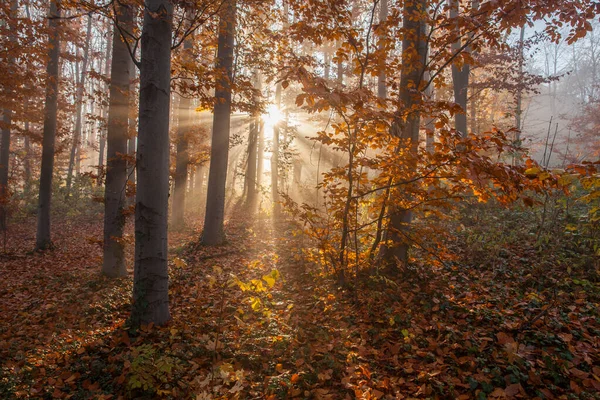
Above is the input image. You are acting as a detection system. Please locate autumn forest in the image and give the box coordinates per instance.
[1,0,600,398]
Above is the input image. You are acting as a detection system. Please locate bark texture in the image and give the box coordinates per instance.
[377,0,388,100]
[271,83,282,218]
[103,2,133,278]
[98,27,112,185]
[131,0,173,326]
[0,0,18,233]
[201,0,236,245]
[36,0,61,250]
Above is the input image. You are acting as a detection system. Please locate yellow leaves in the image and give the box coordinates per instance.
[233,270,280,293]
[172,257,187,268]
[524,167,540,178]
[558,173,577,186]
[249,296,262,311]
[538,171,551,181]
[262,273,276,288]
[578,190,600,204]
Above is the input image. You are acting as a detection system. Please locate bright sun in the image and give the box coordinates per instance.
[264,104,284,126]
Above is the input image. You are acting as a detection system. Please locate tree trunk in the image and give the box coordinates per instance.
[201,0,236,245]
[271,83,281,218]
[377,0,388,100]
[0,0,18,234]
[424,72,435,155]
[127,64,137,204]
[324,50,330,80]
[98,26,112,185]
[336,39,343,85]
[450,0,469,137]
[380,0,427,267]
[36,0,61,250]
[103,2,133,278]
[22,2,33,193]
[256,120,264,195]
[172,30,193,229]
[24,120,31,191]
[131,0,173,327]
[66,14,92,197]
[244,118,258,209]
[195,164,205,202]
[514,23,525,164]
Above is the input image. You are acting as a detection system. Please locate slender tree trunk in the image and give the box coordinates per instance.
[0,0,18,234]
[98,126,106,181]
[172,29,193,228]
[103,2,133,278]
[424,72,435,155]
[514,23,526,164]
[88,79,96,149]
[450,0,469,137]
[66,15,92,197]
[336,39,343,85]
[256,120,264,196]
[131,0,173,327]
[470,84,477,135]
[271,83,281,218]
[127,64,137,204]
[380,0,427,267]
[377,0,388,100]
[23,3,33,194]
[201,0,236,245]
[324,50,330,80]
[24,120,31,191]
[36,0,61,250]
[98,27,112,185]
[245,118,258,209]
[195,164,205,201]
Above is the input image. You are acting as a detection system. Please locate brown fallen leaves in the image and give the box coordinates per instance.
[0,212,599,399]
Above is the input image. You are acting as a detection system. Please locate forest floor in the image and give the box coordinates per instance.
[0,208,599,399]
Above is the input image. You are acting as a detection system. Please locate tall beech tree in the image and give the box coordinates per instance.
[202,0,236,245]
[271,82,282,218]
[98,24,112,185]
[36,0,61,250]
[0,0,18,234]
[377,0,388,100]
[103,1,133,278]
[131,0,173,326]
[380,0,428,267]
[450,0,470,137]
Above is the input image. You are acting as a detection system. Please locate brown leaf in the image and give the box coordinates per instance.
[504,383,523,397]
